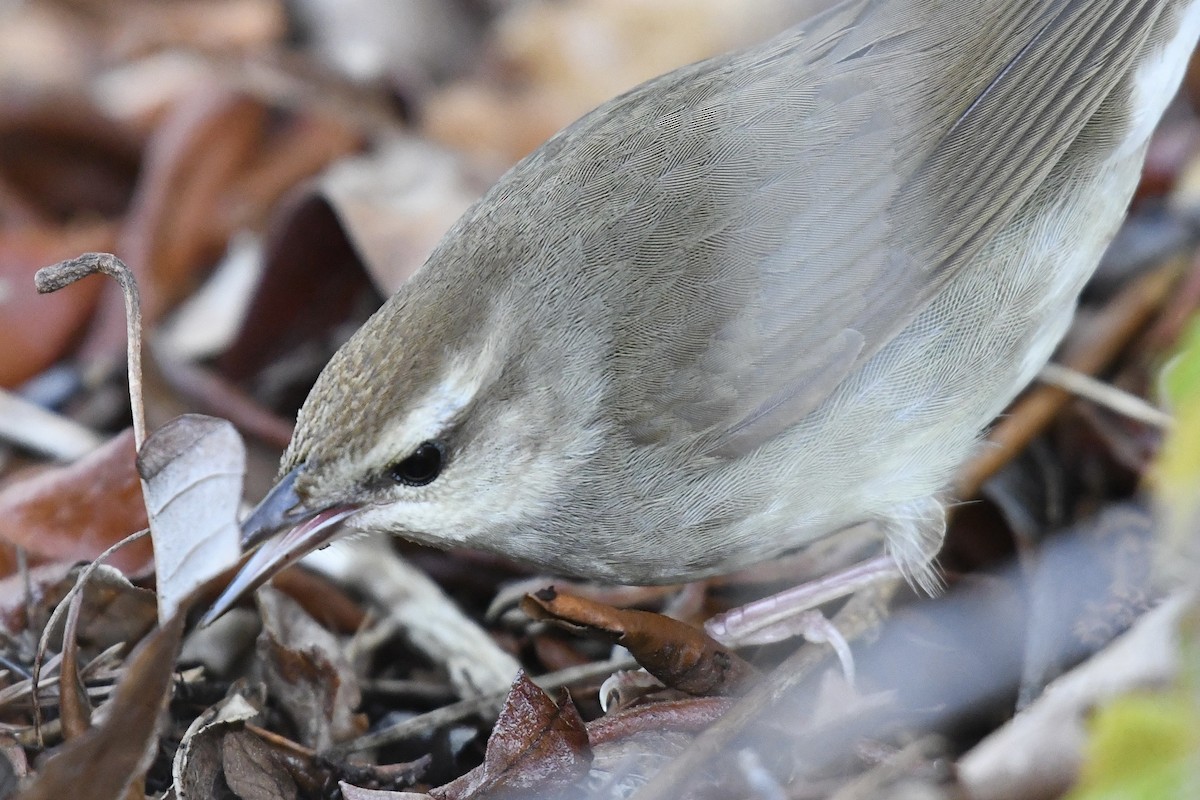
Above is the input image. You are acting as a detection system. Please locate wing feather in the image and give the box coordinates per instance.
[589,0,1170,455]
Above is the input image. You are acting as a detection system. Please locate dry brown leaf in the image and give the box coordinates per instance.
[422,0,818,166]
[18,564,157,655]
[434,672,591,800]
[0,95,142,220]
[522,588,757,697]
[216,191,379,383]
[17,613,185,800]
[587,697,732,746]
[221,730,301,800]
[227,112,364,226]
[335,759,433,799]
[0,429,152,577]
[173,691,262,799]
[56,588,93,741]
[263,566,367,634]
[119,88,267,315]
[83,86,364,362]
[105,0,287,60]
[0,563,73,636]
[341,783,429,800]
[255,588,367,751]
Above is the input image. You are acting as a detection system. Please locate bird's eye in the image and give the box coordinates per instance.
[388,441,445,487]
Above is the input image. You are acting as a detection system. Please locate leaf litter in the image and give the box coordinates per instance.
[0,2,1198,798]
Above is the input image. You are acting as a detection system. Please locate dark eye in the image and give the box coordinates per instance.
[388,441,445,487]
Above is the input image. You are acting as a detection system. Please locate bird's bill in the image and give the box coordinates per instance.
[200,466,357,625]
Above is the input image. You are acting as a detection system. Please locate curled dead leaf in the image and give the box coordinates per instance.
[522,588,757,697]
[255,588,367,751]
[433,672,591,800]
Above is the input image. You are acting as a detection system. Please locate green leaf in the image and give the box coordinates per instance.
[1156,314,1200,547]
[1066,691,1200,800]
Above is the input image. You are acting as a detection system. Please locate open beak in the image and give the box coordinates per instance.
[200,465,358,625]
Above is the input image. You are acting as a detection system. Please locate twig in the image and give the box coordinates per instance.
[35,253,147,448]
[1037,363,1173,429]
[30,529,150,746]
[330,654,637,756]
[0,389,103,461]
[30,253,153,743]
[245,722,318,760]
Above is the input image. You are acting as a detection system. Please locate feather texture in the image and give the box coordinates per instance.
[282,0,1200,585]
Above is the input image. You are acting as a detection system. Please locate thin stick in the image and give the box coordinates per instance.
[330,654,637,756]
[30,528,150,746]
[35,253,146,448]
[1037,362,1173,429]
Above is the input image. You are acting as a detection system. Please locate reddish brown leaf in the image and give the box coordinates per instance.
[57,588,93,741]
[522,588,757,697]
[0,221,114,387]
[226,112,364,228]
[17,613,185,800]
[84,89,269,357]
[266,567,368,634]
[216,191,379,383]
[0,429,152,577]
[434,672,591,800]
[0,95,142,221]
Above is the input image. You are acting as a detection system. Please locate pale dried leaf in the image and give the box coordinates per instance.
[316,137,488,295]
[137,414,244,623]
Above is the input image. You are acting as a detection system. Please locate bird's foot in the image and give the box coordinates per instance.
[704,554,902,680]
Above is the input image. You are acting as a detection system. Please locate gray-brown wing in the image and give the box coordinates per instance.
[553,0,1169,455]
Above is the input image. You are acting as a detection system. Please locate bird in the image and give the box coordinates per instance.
[204,0,1200,637]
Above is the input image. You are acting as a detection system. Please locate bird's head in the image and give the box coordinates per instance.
[201,235,613,624]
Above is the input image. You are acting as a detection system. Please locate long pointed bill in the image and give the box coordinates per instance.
[200,466,358,625]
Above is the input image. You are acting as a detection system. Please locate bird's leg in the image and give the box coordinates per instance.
[706,497,946,669]
[704,554,900,648]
